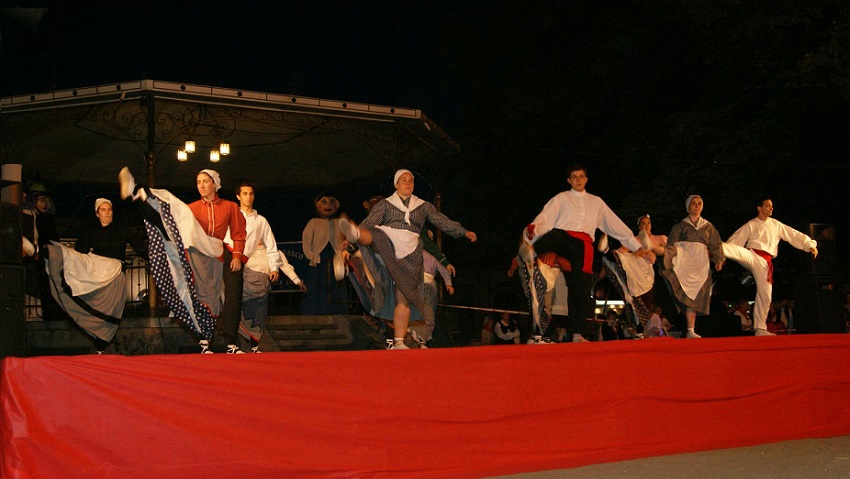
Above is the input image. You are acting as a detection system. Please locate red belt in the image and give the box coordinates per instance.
[752,249,773,284]
[566,230,594,274]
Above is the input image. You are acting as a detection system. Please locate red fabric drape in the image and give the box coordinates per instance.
[3,335,850,479]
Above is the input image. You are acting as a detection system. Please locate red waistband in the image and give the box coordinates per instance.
[752,249,773,284]
[566,230,594,274]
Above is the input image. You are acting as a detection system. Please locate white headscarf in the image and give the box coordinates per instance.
[199,169,221,191]
[685,194,701,212]
[94,198,112,212]
[394,169,412,186]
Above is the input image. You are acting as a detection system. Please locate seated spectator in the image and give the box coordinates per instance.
[493,311,521,345]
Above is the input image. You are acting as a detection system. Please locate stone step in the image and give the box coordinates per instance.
[24,315,367,355]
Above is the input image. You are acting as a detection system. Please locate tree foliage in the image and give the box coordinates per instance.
[435,1,850,273]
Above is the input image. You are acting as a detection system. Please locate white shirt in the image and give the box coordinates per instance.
[528,189,642,251]
[727,217,816,258]
[225,209,282,273]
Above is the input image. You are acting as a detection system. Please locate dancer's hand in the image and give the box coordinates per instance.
[447,264,456,276]
[466,231,478,242]
[230,256,242,272]
[269,270,280,283]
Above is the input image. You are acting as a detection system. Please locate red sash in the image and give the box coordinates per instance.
[566,231,594,274]
[752,249,773,284]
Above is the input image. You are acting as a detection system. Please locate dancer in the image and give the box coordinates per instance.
[513,238,571,344]
[225,181,305,353]
[421,250,454,347]
[339,169,476,349]
[660,195,725,338]
[348,193,455,344]
[118,167,247,353]
[523,164,644,343]
[722,198,817,336]
[43,198,145,354]
[602,214,668,330]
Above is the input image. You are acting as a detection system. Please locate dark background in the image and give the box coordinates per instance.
[2,1,848,287]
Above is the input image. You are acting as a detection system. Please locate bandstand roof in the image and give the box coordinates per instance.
[0,79,460,190]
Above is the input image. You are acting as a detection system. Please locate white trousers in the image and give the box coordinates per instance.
[722,243,772,331]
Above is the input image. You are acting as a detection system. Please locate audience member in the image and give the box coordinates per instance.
[600,310,625,341]
[733,299,753,331]
[493,311,521,345]
[644,305,671,338]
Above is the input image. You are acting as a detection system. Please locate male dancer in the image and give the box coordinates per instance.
[524,164,644,342]
[226,181,305,352]
[723,198,818,336]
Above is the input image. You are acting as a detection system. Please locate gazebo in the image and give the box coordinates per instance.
[0,79,460,190]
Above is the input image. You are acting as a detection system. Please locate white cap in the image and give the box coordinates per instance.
[394,169,412,186]
[94,198,112,212]
[199,169,221,191]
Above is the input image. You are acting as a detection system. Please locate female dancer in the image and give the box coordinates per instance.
[660,195,725,338]
[339,169,476,349]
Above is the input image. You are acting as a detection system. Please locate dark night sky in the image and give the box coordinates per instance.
[2,2,849,280]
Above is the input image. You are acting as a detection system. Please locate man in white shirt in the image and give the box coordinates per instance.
[226,181,306,352]
[722,198,818,336]
[525,165,644,342]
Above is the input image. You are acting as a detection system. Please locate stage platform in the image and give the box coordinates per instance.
[2,334,849,478]
[24,314,384,356]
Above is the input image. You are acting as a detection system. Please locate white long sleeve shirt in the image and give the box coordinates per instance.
[528,189,642,251]
[225,209,282,273]
[726,217,816,258]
